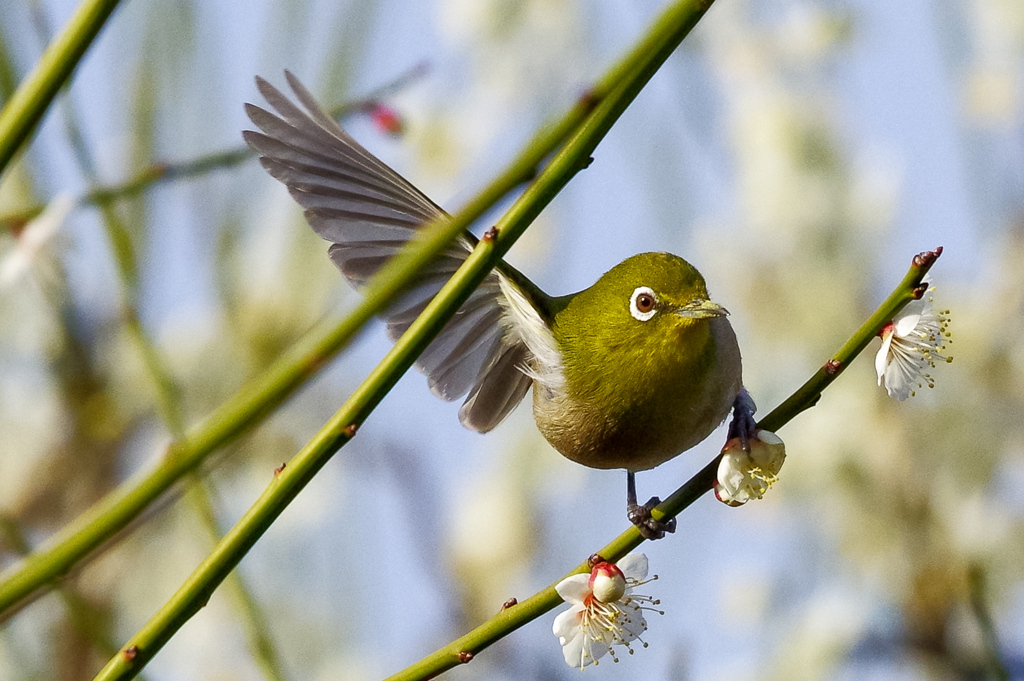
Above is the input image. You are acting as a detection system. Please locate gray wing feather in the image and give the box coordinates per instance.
[246,71,536,432]
[459,344,534,433]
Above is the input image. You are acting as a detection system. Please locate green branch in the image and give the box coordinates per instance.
[0,0,123,177]
[34,49,289,677]
[0,515,150,680]
[380,247,944,681]
[89,2,721,678]
[969,564,1011,681]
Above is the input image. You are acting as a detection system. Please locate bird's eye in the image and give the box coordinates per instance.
[630,286,658,321]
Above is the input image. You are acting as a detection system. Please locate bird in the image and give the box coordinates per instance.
[243,72,754,538]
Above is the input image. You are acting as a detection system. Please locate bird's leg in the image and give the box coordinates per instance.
[727,387,758,452]
[626,471,676,540]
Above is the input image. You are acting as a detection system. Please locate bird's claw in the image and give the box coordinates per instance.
[727,387,758,453]
[627,496,677,540]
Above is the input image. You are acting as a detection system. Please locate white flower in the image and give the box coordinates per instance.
[875,286,952,400]
[0,195,74,288]
[552,553,661,669]
[715,430,786,506]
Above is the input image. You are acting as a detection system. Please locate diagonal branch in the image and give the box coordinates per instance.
[0,0,123,177]
[381,247,944,681]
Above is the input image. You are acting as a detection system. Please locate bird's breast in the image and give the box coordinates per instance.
[533,317,742,471]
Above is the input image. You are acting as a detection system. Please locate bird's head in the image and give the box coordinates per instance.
[552,251,729,382]
[592,251,727,335]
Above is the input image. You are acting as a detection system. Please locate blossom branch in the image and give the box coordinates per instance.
[757,246,944,433]
[0,61,429,232]
[380,246,945,681]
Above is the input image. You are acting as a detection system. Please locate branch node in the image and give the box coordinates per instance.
[912,284,928,299]
[588,553,605,568]
[482,226,499,242]
[913,246,943,268]
[457,650,474,664]
[123,645,139,662]
[500,597,518,611]
[273,463,286,476]
[343,423,359,438]
[824,359,842,375]
[579,88,602,112]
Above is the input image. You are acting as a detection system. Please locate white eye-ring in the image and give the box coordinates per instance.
[630,286,658,321]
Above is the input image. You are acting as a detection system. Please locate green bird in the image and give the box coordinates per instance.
[244,72,754,538]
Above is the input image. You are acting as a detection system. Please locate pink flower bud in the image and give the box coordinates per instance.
[589,562,626,603]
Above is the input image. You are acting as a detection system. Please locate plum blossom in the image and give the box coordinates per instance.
[552,553,661,669]
[876,285,952,400]
[715,430,786,506]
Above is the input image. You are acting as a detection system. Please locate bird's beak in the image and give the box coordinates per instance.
[676,298,729,320]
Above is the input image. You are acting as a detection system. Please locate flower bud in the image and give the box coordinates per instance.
[589,562,626,603]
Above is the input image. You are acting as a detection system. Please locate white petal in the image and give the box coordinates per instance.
[717,450,749,496]
[559,629,587,668]
[616,553,649,582]
[751,431,786,471]
[894,312,922,337]
[875,333,894,384]
[883,356,913,400]
[617,601,648,640]
[560,626,610,669]
[553,604,584,639]
[585,635,611,665]
[756,430,784,447]
[555,574,591,604]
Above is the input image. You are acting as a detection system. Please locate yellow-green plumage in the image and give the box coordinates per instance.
[532,253,742,471]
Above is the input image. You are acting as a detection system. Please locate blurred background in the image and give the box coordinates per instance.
[0,0,1022,679]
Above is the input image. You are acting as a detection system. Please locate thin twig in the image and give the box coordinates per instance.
[25,24,290,672]
[0,61,430,231]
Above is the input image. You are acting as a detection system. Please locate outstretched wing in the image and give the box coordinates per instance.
[243,71,535,432]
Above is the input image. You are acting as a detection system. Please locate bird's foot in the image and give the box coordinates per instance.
[627,496,677,540]
[727,387,758,452]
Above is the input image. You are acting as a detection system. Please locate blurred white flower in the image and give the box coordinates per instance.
[875,284,952,400]
[715,430,787,506]
[552,553,660,669]
[0,194,74,288]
